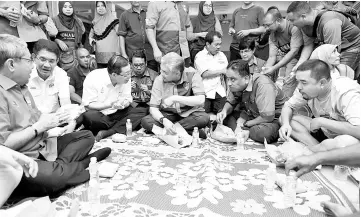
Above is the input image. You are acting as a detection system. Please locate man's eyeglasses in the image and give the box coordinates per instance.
[15,57,34,64]
[239,49,253,54]
[203,4,213,8]
[263,20,276,28]
[132,63,145,68]
[35,56,57,64]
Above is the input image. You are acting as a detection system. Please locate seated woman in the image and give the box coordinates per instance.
[310,44,354,79]
[217,60,288,143]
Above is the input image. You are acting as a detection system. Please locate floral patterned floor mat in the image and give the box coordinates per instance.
[52,133,354,217]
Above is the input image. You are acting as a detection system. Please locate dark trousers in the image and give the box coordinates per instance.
[224,110,280,143]
[141,111,210,134]
[204,93,226,114]
[82,105,149,135]
[97,63,108,69]
[340,50,360,83]
[229,45,241,62]
[147,59,160,73]
[10,130,94,199]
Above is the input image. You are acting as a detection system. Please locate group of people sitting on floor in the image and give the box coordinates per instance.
[0,1,360,216]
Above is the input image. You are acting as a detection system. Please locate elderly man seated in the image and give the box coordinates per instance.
[141,52,210,138]
[0,34,110,201]
[279,59,360,152]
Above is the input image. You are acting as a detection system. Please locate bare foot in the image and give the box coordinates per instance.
[321,201,352,217]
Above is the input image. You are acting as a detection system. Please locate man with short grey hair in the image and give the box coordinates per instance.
[0,34,110,201]
[141,52,210,138]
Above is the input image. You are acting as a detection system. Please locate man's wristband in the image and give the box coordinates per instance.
[159,117,165,124]
[243,121,249,128]
[32,126,38,138]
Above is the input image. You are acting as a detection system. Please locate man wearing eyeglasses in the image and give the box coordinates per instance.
[0,34,111,202]
[28,39,71,114]
[261,8,303,97]
[82,55,140,141]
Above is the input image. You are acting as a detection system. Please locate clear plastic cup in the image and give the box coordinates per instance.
[334,165,349,181]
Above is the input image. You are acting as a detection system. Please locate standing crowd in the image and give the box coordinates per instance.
[0,1,360,216]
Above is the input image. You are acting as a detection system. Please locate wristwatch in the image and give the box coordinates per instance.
[243,121,249,128]
[159,117,165,124]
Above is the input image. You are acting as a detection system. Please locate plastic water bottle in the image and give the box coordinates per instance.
[88,157,100,216]
[235,128,245,149]
[192,127,199,146]
[284,170,297,208]
[263,163,277,195]
[334,165,349,181]
[126,119,132,137]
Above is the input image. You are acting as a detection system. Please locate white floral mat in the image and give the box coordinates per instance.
[52,133,355,217]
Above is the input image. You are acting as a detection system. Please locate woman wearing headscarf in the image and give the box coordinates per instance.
[89,1,119,68]
[53,1,85,71]
[189,1,223,64]
[310,44,354,79]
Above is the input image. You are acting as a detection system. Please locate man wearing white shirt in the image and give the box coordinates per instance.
[194,31,228,114]
[28,39,71,114]
[82,55,140,141]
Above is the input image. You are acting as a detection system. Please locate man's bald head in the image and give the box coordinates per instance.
[76,48,90,68]
[265,8,282,22]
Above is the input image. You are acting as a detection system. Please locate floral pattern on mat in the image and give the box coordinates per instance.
[51,133,353,217]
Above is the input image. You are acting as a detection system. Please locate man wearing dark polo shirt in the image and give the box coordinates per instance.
[217,60,288,143]
[228,1,266,61]
[287,1,360,82]
[141,52,210,139]
[67,48,91,104]
[118,1,157,72]
[0,34,110,200]
[146,2,181,63]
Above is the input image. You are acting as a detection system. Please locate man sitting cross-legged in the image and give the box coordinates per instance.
[81,55,148,141]
[279,59,360,152]
[0,34,111,201]
[141,52,210,138]
[217,60,288,143]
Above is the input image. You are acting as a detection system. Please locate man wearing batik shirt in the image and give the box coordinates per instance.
[217,60,288,144]
[130,50,159,107]
[141,52,210,139]
[279,59,360,153]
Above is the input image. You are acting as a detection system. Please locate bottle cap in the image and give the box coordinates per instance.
[127,119,130,122]
[90,157,97,163]
[194,127,198,130]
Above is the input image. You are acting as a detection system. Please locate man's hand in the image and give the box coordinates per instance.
[279,124,292,141]
[24,10,40,24]
[321,201,353,217]
[216,110,227,124]
[47,127,67,138]
[285,155,319,178]
[236,117,246,127]
[34,112,70,133]
[228,27,236,35]
[0,147,38,178]
[291,64,300,73]
[162,96,177,108]
[198,32,208,38]
[140,84,149,92]
[2,7,21,22]
[163,118,176,135]
[154,48,163,63]
[261,67,274,76]
[236,29,250,38]
[63,121,76,134]
[310,117,324,132]
[56,39,69,52]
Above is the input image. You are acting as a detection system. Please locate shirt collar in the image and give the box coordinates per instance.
[0,74,18,90]
[248,56,258,66]
[76,64,89,77]
[131,68,150,77]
